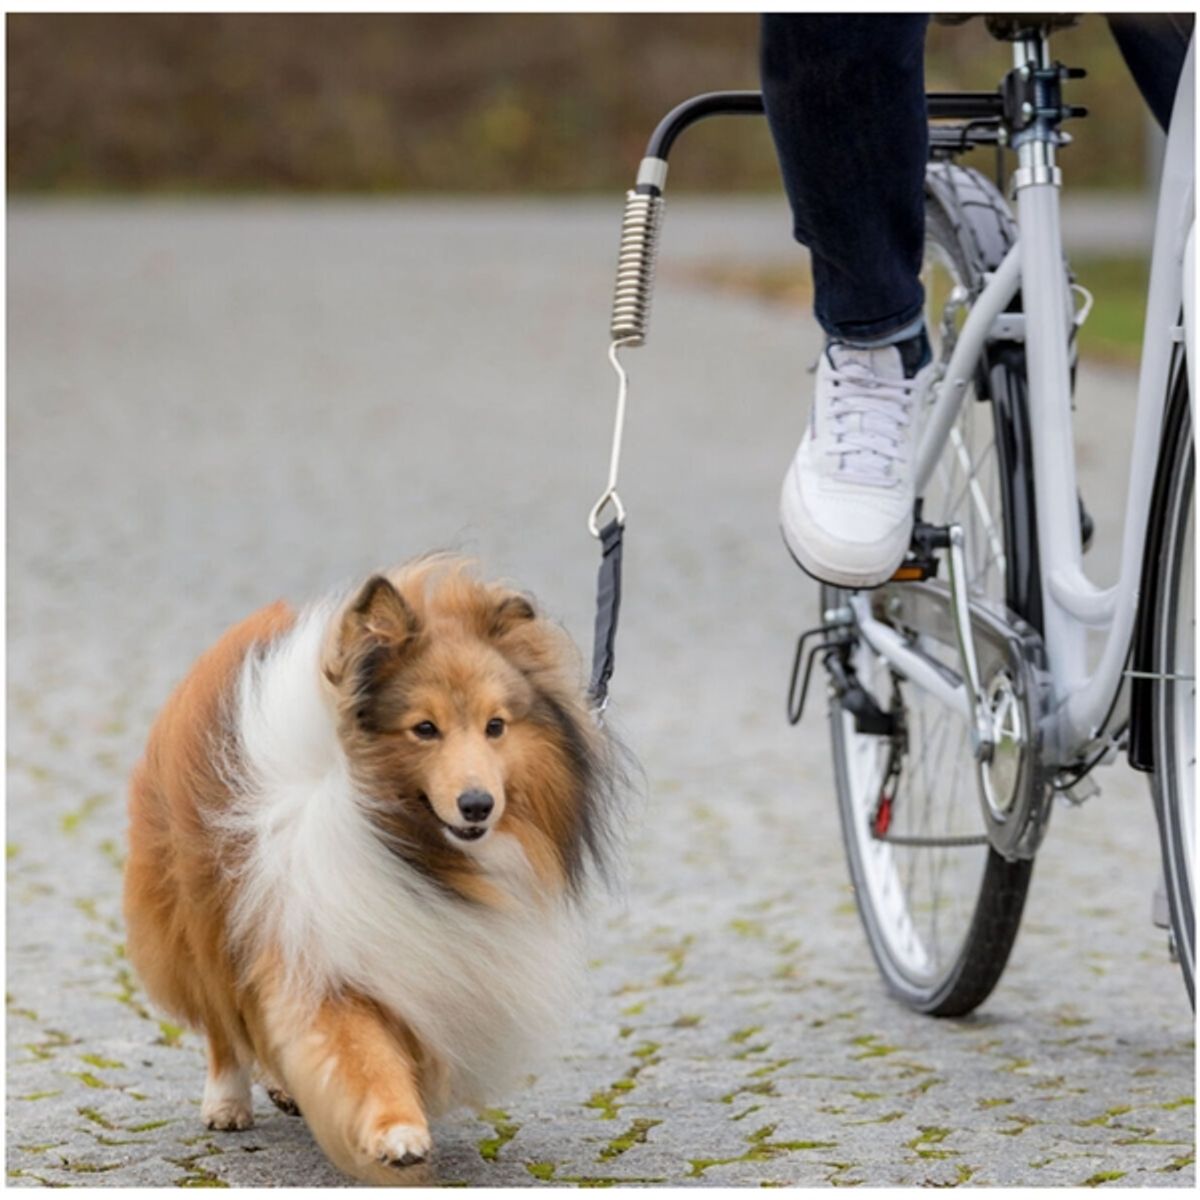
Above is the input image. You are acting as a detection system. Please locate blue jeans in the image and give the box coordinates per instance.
[761,14,1194,345]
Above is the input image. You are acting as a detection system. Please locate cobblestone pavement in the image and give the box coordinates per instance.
[7,199,1194,1187]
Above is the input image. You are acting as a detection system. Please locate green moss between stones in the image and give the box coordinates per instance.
[850,1111,905,1126]
[57,1161,123,1174]
[599,1118,662,1161]
[97,838,126,870]
[687,1125,838,1177]
[477,1108,519,1161]
[69,1071,108,1090]
[729,1026,763,1045]
[1158,1151,1194,1172]
[157,1020,185,1047]
[7,991,36,1014]
[849,1034,899,1059]
[60,793,108,834]
[732,1104,763,1122]
[1082,1170,1127,1187]
[749,1058,795,1079]
[77,1106,117,1130]
[585,1076,638,1121]
[907,1127,957,1161]
[80,1052,125,1070]
[112,967,150,1019]
[720,1079,778,1106]
[656,936,692,986]
[728,918,765,938]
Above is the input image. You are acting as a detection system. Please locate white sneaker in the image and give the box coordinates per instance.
[780,340,933,589]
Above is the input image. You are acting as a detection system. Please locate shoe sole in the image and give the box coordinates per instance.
[778,522,906,592]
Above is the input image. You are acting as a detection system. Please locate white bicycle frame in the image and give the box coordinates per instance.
[855,34,1195,768]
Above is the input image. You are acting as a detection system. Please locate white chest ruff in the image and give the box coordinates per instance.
[219,604,586,1111]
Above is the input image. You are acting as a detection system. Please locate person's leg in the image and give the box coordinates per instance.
[760,14,930,346]
[763,14,935,588]
[1107,14,1194,133]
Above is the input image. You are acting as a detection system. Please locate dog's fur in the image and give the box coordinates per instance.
[123,557,619,1183]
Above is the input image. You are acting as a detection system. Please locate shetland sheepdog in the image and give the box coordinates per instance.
[123,557,620,1184]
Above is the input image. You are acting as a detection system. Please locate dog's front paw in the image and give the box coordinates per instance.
[202,1098,254,1131]
[367,1121,432,1168]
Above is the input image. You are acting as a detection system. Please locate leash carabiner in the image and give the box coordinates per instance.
[587,337,636,538]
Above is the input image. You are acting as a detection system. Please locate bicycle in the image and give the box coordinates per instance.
[592,15,1194,1015]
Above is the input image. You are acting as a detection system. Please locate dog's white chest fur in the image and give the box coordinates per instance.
[217,604,585,1111]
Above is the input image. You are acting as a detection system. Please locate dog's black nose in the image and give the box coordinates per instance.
[456,789,494,824]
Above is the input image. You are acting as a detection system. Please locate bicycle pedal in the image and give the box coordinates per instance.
[892,519,949,582]
[891,557,939,583]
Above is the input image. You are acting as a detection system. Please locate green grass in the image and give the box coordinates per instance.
[680,253,1149,371]
[1072,255,1149,366]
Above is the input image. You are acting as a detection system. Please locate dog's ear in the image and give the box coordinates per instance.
[488,592,536,640]
[325,575,420,691]
[347,575,419,645]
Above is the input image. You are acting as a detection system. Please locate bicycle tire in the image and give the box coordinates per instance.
[826,163,1041,1016]
[1150,359,1195,1006]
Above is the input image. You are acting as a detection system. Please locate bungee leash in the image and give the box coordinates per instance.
[585,182,663,713]
[585,91,766,715]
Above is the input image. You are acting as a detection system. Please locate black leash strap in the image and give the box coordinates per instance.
[587,518,624,711]
[586,336,636,715]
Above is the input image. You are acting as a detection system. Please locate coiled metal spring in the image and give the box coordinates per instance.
[610,189,665,345]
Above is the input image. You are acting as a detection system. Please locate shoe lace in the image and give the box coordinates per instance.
[824,364,917,487]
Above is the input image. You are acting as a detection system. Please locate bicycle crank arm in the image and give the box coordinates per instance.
[847,580,1054,861]
[946,525,994,762]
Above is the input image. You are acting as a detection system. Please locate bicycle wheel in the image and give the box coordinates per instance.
[826,164,1040,1016]
[1151,364,1195,1005]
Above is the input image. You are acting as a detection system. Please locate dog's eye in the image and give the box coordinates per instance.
[485,717,506,739]
[412,721,440,740]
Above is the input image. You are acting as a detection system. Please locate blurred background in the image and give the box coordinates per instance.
[5,12,1159,194]
[7,12,1165,362]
